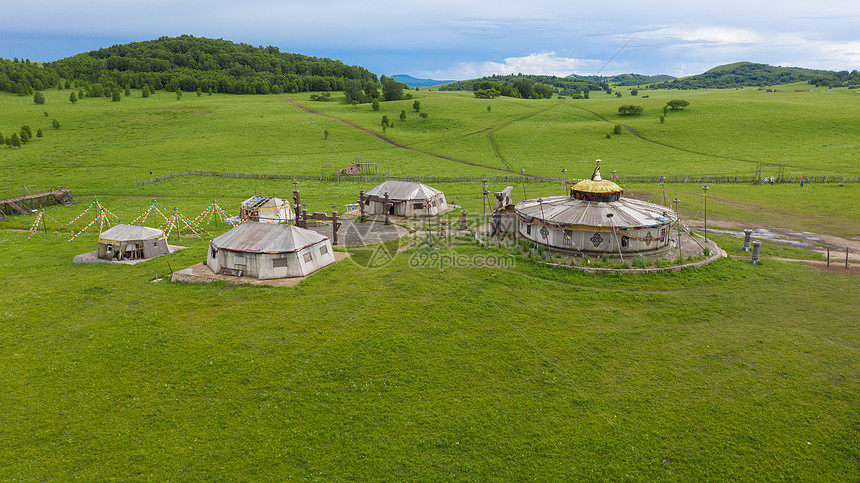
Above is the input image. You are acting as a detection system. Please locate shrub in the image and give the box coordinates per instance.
[667,99,690,110]
[618,105,644,116]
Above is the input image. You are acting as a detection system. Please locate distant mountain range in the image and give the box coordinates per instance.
[390,75,455,88]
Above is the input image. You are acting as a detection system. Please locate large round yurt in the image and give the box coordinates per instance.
[207,222,335,279]
[97,224,170,261]
[514,161,678,254]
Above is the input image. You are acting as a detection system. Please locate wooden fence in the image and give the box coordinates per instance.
[133,170,860,187]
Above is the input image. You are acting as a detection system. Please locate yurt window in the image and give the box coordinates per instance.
[273,258,288,268]
[413,203,423,209]
[303,252,313,263]
[562,230,574,246]
[526,224,532,235]
[320,245,329,256]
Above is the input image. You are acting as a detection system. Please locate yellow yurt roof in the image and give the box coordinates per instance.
[571,161,622,194]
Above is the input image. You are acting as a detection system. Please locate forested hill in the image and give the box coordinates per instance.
[570,73,675,86]
[648,62,836,89]
[0,35,378,95]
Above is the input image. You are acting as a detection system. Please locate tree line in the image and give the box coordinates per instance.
[647,62,834,90]
[0,35,379,96]
[439,74,609,99]
[807,70,860,88]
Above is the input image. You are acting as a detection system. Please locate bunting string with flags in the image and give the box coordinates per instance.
[190,200,232,229]
[160,207,210,239]
[27,210,44,240]
[131,199,170,226]
[67,197,120,242]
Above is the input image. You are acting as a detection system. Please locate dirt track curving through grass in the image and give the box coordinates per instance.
[577,107,759,164]
[286,97,549,179]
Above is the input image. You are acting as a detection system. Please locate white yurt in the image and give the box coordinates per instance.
[207,222,335,279]
[239,195,294,223]
[97,224,170,261]
[514,161,678,254]
[362,180,448,217]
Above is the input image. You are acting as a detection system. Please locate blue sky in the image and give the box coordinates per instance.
[1,0,858,80]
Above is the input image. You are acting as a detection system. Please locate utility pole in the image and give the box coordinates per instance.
[702,185,709,242]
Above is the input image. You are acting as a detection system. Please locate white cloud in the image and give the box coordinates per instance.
[641,26,763,44]
[418,52,604,80]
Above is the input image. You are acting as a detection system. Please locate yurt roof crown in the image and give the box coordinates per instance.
[570,160,623,202]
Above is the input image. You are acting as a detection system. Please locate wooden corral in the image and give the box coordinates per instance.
[0,188,76,215]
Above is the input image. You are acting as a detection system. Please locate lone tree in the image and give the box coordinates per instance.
[413,100,420,112]
[371,97,380,111]
[33,91,45,105]
[618,105,644,116]
[112,90,121,102]
[142,86,150,98]
[381,76,405,101]
[52,119,60,129]
[11,133,20,148]
[69,91,77,103]
[667,99,690,110]
[399,110,406,121]
[36,128,43,138]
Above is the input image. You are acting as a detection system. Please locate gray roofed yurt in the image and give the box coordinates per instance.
[207,222,336,279]
[97,224,170,261]
[513,161,679,254]
[362,180,448,217]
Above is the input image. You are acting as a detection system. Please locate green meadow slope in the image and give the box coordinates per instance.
[0,84,858,479]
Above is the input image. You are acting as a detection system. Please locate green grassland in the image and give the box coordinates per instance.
[1,84,859,479]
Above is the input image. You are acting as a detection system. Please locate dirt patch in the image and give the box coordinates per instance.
[684,219,860,258]
[171,252,350,287]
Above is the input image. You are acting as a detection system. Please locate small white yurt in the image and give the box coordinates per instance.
[362,180,448,217]
[207,222,335,279]
[97,224,170,261]
[239,195,294,223]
